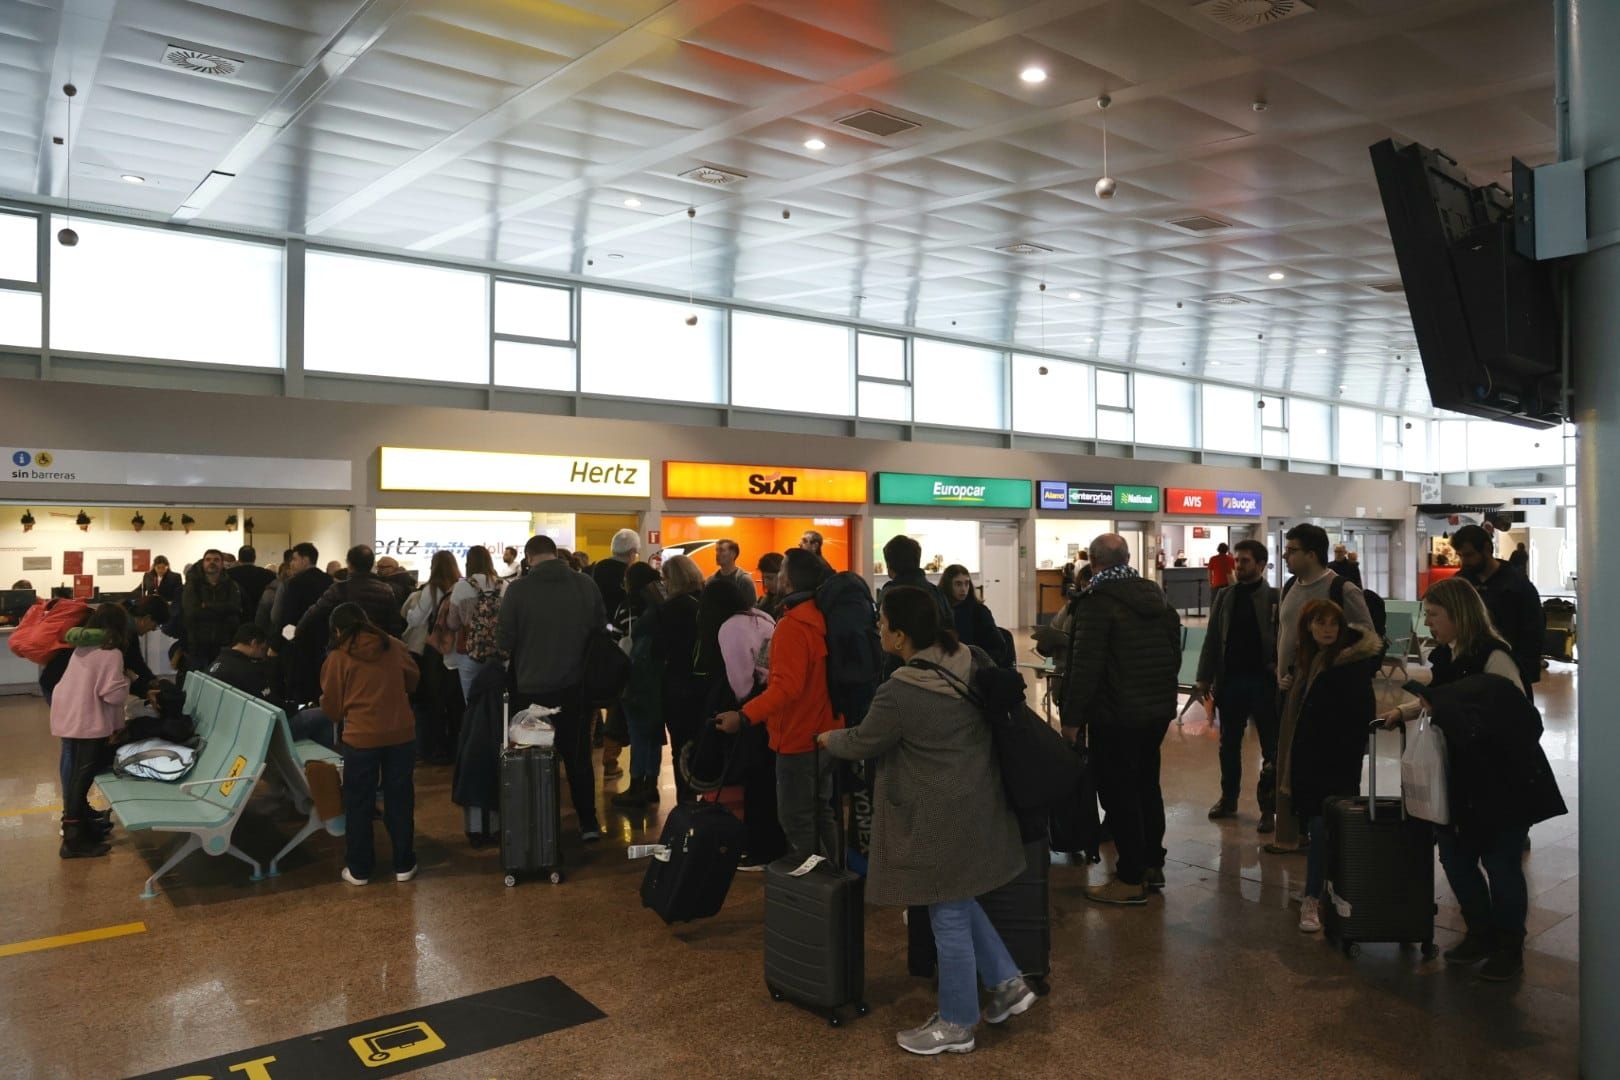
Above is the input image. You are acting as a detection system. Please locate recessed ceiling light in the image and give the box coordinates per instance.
[120,174,145,184]
[1316,348,1327,355]
[804,137,826,151]
[1085,337,1095,345]
[1209,360,1222,367]
[1268,271,1286,281]
[1020,66,1047,84]
[1067,291,1083,300]
[623,197,641,208]
[606,253,624,259]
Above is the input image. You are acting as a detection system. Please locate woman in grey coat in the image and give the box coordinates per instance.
[818,585,1037,1057]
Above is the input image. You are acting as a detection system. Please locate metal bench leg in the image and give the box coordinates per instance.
[140,834,202,900]
[268,812,326,877]
[224,843,265,882]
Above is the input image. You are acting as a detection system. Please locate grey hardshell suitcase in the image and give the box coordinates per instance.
[498,696,564,886]
[762,751,868,1027]
[1321,724,1438,960]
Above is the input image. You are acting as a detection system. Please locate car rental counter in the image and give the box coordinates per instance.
[0,627,40,695]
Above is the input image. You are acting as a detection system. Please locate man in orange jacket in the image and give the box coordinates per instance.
[717,549,844,860]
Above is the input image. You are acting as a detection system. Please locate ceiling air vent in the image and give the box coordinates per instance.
[996,242,1054,256]
[1368,280,1406,293]
[160,45,244,77]
[1193,0,1315,31]
[836,109,920,138]
[1196,294,1258,306]
[1166,214,1232,233]
[676,165,747,187]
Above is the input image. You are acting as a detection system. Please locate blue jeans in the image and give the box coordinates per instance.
[290,707,336,750]
[929,898,1022,1028]
[59,741,73,798]
[454,654,491,702]
[341,740,416,879]
[1305,815,1328,898]
[1436,825,1530,936]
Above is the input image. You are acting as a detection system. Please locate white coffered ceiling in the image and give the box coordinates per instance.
[0,0,1556,412]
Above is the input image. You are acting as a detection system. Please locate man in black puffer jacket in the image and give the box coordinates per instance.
[1061,533,1182,907]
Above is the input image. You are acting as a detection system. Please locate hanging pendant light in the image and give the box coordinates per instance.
[684,207,698,326]
[1095,95,1116,200]
[58,83,79,246]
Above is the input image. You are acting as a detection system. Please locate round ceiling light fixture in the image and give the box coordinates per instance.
[623,196,641,208]
[1067,291,1083,300]
[1316,347,1327,355]
[120,173,145,184]
[804,137,826,151]
[1268,271,1286,280]
[1020,66,1047,84]
[1094,96,1116,199]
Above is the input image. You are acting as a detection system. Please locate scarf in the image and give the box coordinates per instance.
[891,643,974,697]
[1087,563,1139,591]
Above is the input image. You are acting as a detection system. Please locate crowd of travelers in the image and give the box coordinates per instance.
[21,510,1566,1053]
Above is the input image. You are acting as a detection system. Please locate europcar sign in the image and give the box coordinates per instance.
[876,472,1031,509]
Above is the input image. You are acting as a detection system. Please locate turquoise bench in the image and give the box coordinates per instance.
[1178,626,1206,690]
[96,680,276,899]
[180,673,348,878]
[1380,611,1416,681]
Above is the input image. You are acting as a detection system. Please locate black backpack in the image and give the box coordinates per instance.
[582,628,631,708]
[815,571,883,725]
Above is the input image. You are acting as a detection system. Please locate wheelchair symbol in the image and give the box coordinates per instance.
[348,1020,446,1067]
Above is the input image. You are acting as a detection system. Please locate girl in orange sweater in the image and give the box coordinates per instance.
[321,603,420,886]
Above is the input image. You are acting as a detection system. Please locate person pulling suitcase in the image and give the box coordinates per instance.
[818,586,1040,1055]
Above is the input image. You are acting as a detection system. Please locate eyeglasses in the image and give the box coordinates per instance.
[1282,546,1303,556]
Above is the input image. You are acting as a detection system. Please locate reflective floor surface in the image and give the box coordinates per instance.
[0,643,1580,1079]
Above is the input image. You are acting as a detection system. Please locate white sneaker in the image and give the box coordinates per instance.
[1298,895,1322,933]
[395,865,418,883]
[341,867,369,887]
[897,1014,975,1056]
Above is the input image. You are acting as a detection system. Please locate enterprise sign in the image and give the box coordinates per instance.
[1165,487,1263,517]
[379,447,650,498]
[1038,482,1161,513]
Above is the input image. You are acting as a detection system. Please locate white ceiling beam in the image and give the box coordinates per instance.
[34,0,116,198]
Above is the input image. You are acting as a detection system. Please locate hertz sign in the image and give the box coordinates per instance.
[663,462,868,504]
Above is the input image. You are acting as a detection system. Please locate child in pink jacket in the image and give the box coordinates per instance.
[50,604,131,858]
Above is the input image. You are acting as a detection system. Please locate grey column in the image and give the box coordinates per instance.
[1569,0,1620,1074]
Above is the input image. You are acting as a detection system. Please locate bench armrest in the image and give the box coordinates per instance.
[174,765,266,813]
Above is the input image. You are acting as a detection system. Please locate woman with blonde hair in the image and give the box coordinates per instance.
[1379,576,1565,981]
[659,555,709,802]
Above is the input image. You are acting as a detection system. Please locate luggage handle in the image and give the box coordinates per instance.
[1365,720,1406,823]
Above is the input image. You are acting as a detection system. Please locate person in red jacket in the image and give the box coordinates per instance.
[717,549,843,860]
[1207,542,1235,592]
[321,603,420,886]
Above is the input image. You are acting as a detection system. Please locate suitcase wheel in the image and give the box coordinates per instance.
[856,1002,870,1017]
[1343,941,1361,959]
[549,870,563,885]
[767,984,784,1003]
[504,873,517,888]
[829,1016,842,1029]
[1421,942,1439,960]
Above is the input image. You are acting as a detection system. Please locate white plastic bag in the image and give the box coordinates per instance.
[1400,715,1450,824]
[508,704,559,748]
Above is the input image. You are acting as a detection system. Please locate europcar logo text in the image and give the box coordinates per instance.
[931,481,988,503]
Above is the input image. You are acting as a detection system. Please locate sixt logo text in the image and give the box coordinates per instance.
[748,473,798,496]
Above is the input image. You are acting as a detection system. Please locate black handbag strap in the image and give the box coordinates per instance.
[904,658,985,710]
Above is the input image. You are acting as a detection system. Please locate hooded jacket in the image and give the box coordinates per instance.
[319,628,419,749]
[1060,573,1182,730]
[950,593,1013,668]
[741,597,843,754]
[1282,625,1382,818]
[298,571,407,645]
[821,643,1025,906]
[1425,672,1567,836]
[497,558,606,695]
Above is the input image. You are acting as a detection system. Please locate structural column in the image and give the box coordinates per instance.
[1568,0,1620,1074]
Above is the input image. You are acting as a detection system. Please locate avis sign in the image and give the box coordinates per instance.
[1165,487,1263,517]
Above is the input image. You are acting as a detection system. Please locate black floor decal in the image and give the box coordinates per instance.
[126,975,603,1079]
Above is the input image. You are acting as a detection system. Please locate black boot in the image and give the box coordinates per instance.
[1443,929,1495,966]
[1479,932,1525,981]
[611,777,651,809]
[59,820,111,859]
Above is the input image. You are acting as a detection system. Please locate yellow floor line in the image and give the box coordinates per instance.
[0,921,147,959]
[0,805,60,818]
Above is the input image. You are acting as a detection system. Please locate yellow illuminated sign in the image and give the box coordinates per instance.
[217,755,248,797]
[379,447,650,498]
[349,1021,446,1068]
[663,462,868,504]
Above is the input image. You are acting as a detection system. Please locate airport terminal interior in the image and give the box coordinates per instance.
[0,0,1613,1077]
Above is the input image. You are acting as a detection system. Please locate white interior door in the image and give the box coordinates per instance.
[979,523,1020,629]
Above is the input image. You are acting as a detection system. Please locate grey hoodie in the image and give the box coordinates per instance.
[497,558,607,694]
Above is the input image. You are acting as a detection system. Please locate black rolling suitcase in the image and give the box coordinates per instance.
[641,801,746,923]
[763,751,867,1027]
[499,699,564,886]
[906,839,1053,994]
[1321,724,1437,960]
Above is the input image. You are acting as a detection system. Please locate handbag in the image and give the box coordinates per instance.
[1400,713,1451,824]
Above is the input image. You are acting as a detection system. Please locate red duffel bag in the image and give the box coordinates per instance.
[7,598,91,664]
